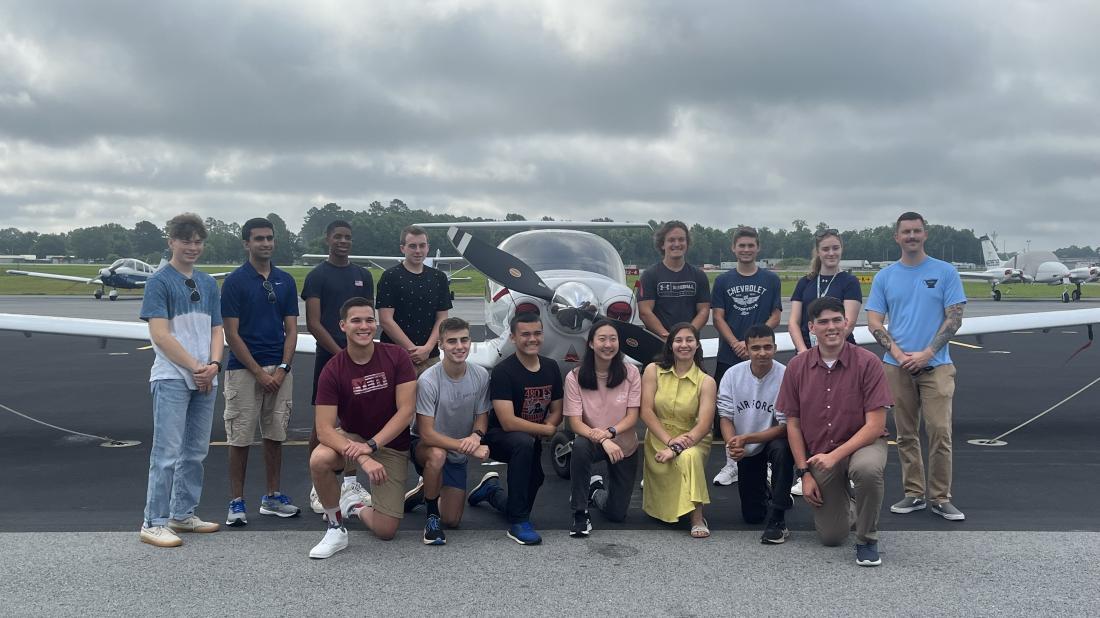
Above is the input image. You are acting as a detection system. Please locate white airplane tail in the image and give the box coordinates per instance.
[980,236,1004,269]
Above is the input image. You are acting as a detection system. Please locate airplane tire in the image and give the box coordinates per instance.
[1062,291,1071,303]
[550,431,572,480]
[94,291,103,299]
[992,289,1001,301]
[109,295,117,301]
[1072,289,1081,301]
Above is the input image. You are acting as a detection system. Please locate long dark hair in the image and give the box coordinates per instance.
[657,322,704,370]
[577,319,627,390]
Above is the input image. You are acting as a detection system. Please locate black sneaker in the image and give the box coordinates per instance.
[404,478,425,513]
[588,475,605,506]
[569,510,592,538]
[422,513,446,546]
[760,520,789,544]
[855,541,881,566]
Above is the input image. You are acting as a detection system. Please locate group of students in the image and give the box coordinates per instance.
[136,211,966,568]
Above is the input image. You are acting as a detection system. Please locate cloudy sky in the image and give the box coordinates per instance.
[2,1,1098,251]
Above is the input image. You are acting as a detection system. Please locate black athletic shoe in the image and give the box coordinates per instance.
[569,510,592,538]
[760,520,790,544]
[422,514,446,546]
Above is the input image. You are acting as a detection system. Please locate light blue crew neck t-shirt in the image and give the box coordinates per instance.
[866,256,966,367]
[140,264,223,389]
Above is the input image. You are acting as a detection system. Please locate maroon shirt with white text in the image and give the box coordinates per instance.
[316,343,417,450]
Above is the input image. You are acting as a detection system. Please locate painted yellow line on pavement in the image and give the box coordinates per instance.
[210,440,309,446]
[949,340,982,349]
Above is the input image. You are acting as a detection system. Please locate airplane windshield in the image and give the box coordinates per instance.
[499,230,626,283]
[108,259,125,269]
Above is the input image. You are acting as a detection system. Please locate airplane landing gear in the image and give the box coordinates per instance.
[108,289,119,301]
[550,429,573,479]
[992,288,1002,301]
[94,289,103,300]
[1072,283,1083,302]
[1062,289,1071,303]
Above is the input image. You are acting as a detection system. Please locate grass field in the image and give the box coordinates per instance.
[0,264,1094,301]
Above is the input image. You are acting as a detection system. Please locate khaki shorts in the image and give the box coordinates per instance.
[223,367,293,446]
[338,430,409,520]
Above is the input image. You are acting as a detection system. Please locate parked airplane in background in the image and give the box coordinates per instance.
[7,258,230,300]
[960,236,1099,302]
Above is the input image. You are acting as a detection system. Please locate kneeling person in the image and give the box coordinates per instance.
[467,313,563,545]
[308,298,417,559]
[717,324,793,544]
[777,297,893,567]
[408,317,492,545]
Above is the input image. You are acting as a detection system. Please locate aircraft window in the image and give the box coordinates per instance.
[499,230,626,283]
[108,259,125,270]
[123,260,136,270]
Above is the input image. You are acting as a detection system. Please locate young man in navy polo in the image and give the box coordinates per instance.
[221,217,301,526]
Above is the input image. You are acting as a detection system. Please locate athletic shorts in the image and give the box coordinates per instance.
[410,437,468,490]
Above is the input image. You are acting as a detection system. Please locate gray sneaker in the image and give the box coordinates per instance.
[931,501,966,521]
[259,492,301,518]
[890,496,927,514]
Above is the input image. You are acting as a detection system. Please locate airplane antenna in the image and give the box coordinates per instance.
[1062,324,1094,367]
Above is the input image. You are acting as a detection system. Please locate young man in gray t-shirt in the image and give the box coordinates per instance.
[404,317,491,545]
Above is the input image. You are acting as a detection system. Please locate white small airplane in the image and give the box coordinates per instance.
[6,258,230,300]
[3,222,1100,370]
[960,236,1098,302]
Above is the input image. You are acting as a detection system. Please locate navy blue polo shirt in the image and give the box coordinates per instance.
[221,261,300,370]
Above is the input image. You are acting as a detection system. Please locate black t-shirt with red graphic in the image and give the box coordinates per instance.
[315,343,418,450]
[488,354,564,429]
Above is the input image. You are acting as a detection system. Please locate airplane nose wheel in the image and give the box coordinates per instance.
[550,430,573,479]
[108,290,119,301]
[94,289,103,300]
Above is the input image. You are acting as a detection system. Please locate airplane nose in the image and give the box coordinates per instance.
[550,282,599,332]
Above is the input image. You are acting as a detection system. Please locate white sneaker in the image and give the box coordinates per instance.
[340,482,371,519]
[309,485,323,514]
[139,524,182,548]
[167,515,220,533]
[712,462,739,486]
[308,526,348,559]
[790,477,803,496]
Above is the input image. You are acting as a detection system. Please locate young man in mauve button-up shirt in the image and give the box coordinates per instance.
[777,296,893,567]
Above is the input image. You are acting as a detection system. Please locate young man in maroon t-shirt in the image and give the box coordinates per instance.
[307,298,417,559]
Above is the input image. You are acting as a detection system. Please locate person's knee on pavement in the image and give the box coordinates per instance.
[818,528,848,547]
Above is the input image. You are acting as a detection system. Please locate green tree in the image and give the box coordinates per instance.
[34,233,67,257]
[267,212,297,266]
[132,221,165,256]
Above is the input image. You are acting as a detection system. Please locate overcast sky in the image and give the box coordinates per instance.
[2,1,1098,252]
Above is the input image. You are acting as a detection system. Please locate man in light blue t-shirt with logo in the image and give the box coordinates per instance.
[867,212,967,522]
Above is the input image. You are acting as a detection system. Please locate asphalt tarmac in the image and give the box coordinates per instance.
[2,298,1099,614]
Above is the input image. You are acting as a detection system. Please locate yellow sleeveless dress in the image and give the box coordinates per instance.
[642,364,711,522]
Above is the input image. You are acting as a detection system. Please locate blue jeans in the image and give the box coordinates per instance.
[144,379,216,526]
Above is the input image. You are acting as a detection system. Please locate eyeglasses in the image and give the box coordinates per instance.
[815,228,840,239]
[185,278,200,302]
[262,280,276,304]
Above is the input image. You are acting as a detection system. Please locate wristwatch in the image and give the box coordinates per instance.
[473,429,485,440]
[208,360,222,371]
[607,426,617,438]
[366,438,379,452]
[277,362,291,372]
[795,467,809,479]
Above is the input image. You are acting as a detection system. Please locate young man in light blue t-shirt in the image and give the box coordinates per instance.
[867,212,967,522]
[138,213,225,547]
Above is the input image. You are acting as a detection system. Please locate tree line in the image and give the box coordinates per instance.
[2,200,1095,267]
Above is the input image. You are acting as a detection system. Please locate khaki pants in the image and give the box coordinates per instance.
[810,438,887,546]
[885,363,957,503]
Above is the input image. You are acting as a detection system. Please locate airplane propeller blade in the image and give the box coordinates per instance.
[605,319,665,365]
[446,226,554,302]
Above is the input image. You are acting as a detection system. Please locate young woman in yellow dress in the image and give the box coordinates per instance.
[640,322,718,537]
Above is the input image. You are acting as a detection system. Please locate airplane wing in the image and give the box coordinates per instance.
[958,271,1001,282]
[6,270,101,285]
[0,314,319,355]
[6,308,1100,364]
[700,308,1100,356]
[415,221,652,231]
[209,272,232,279]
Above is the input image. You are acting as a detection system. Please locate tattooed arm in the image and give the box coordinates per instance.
[866,310,906,363]
[901,302,965,372]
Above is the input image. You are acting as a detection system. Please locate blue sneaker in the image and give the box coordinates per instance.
[467,472,500,507]
[855,541,881,567]
[507,521,542,545]
[226,498,247,527]
[422,514,446,546]
[259,492,301,518]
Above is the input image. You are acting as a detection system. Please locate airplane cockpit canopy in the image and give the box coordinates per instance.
[499,230,626,284]
[107,259,126,270]
[122,259,137,271]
